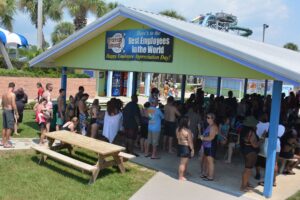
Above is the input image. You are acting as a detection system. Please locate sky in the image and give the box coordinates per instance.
[11,0,300,48]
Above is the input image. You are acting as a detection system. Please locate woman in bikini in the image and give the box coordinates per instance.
[177,116,194,181]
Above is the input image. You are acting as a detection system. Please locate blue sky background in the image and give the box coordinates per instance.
[12,0,300,48]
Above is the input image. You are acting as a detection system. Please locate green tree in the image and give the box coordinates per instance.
[51,22,75,45]
[159,10,186,21]
[63,0,107,31]
[0,0,16,31]
[283,43,298,51]
[107,2,118,12]
[19,0,63,48]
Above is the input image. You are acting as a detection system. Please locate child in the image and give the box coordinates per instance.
[218,117,230,145]
[35,98,48,145]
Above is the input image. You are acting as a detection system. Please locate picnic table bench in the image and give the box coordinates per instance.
[31,130,135,184]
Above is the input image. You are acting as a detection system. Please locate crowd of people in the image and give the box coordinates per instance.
[1,81,300,192]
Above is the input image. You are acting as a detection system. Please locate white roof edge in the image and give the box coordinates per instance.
[29,6,300,85]
[29,6,123,67]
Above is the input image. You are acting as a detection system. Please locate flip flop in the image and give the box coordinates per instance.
[4,144,15,148]
[200,174,207,179]
[283,171,296,175]
[202,177,214,181]
[258,182,276,187]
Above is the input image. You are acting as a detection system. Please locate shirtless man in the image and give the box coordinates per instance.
[78,93,89,135]
[1,82,18,148]
[163,96,181,153]
[56,89,66,131]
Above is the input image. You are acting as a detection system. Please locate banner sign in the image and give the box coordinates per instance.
[105,29,173,62]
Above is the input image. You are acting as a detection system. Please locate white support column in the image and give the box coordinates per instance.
[145,73,151,97]
[107,71,113,97]
[127,72,133,97]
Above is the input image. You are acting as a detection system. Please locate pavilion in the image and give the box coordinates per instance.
[29,5,300,198]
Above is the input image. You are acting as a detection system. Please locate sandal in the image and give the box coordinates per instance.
[258,181,276,187]
[283,171,296,175]
[200,174,207,179]
[202,177,214,181]
[3,144,15,148]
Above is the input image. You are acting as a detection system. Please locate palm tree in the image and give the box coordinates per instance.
[107,2,118,12]
[63,0,107,31]
[283,43,299,51]
[159,10,186,21]
[0,0,16,31]
[19,0,63,48]
[51,22,75,45]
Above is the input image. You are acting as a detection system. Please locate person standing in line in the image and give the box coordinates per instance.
[56,89,66,131]
[36,82,44,102]
[1,82,18,148]
[74,86,84,117]
[78,93,89,135]
[65,95,76,122]
[163,96,181,153]
[239,116,259,192]
[177,116,194,181]
[199,113,219,181]
[145,100,164,159]
[14,88,28,136]
[42,83,53,132]
[122,95,141,155]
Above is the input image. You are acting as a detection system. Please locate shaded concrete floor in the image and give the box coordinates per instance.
[131,149,300,200]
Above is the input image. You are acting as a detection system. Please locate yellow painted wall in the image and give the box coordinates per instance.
[56,19,273,80]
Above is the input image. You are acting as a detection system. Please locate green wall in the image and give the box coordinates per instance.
[56,19,273,80]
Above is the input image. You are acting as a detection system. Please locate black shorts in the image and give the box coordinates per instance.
[243,152,257,169]
[38,122,46,130]
[279,151,294,159]
[140,123,148,139]
[204,147,216,158]
[177,144,191,158]
[2,110,15,129]
[255,155,266,168]
[164,121,177,137]
[17,113,23,123]
[124,128,138,140]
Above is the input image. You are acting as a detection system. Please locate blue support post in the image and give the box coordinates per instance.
[181,75,186,103]
[216,77,221,97]
[244,78,248,97]
[263,80,282,198]
[61,67,67,105]
[264,80,268,97]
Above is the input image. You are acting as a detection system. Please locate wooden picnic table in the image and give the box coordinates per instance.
[43,130,127,184]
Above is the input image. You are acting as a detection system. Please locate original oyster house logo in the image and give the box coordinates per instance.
[105,29,173,62]
[107,32,125,54]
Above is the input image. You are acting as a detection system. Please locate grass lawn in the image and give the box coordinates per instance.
[0,110,40,138]
[0,110,155,199]
[288,191,300,200]
[0,150,155,200]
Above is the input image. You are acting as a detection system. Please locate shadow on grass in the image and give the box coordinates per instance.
[23,121,39,131]
[31,153,124,184]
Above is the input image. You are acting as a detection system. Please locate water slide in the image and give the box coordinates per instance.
[191,12,253,37]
